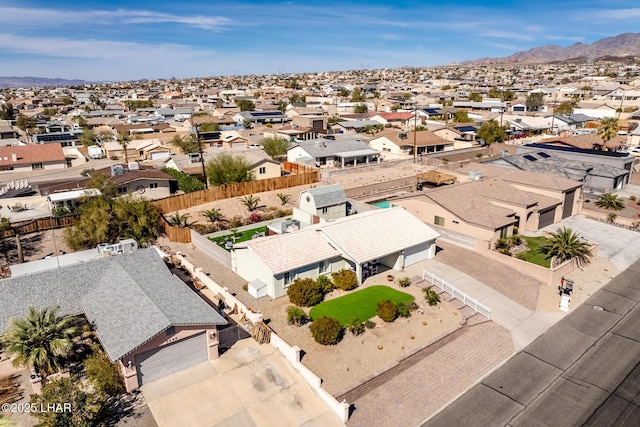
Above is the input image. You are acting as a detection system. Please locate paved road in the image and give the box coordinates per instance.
[422,258,640,426]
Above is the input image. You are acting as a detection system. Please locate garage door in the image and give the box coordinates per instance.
[136,332,207,386]
[404,241,434,266]
[538,208,556,229]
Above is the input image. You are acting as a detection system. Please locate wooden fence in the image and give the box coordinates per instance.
[160,216,192,243]
[0,215,81,238]
[152,171,319,213]
[282,161,317,175]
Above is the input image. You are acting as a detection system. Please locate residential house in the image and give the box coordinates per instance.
[0,248,227,392]
[247,156,282,180]
[432,124,478,144]
[0,125,18,140]
[330,120,382,134]
[0,144,68,173]
[536,134,627,152]
[287,137,380,167]
[103,138,172,161]
[369,129,453,155]
[94,165,177,199]
[232,208,440,298]
[32,131,82,148]
[490,151,629,194]
[233,111,288,125]
[370,112,414,128]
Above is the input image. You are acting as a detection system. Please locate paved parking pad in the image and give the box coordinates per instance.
[142,339,343,427]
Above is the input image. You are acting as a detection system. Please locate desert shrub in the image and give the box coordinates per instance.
[376,300,398,322]
[397,277,411,288]
[364,320,376,329]
[406,301,419,311]
[316,275,334,294]
[515,252,527,260]
[229,215,243,228]
[396,302,411,318]
[494,238,510,251]
[84,351,125,396]
[310,316,343,345]
[331,269,358,291]
[424,286,441,306]
[347,318,365,336]
[498,248,511,256]
[248,211,263,223]
[286,306,307,327]
[630,195,637,202]
[507,235,522,246]
[287,278,325,307]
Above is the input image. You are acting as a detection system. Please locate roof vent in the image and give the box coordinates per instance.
[110,164,124,176]
[398,133,408,140]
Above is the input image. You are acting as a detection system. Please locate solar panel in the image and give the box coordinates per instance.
[523,155,537,161]
[537,152,551,158]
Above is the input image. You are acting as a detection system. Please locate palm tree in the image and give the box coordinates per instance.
[276,193,291,206]
[168,212,191,227]
[117,132,131,164]
[596,117,618,150]
[595,192,625,211]
[202,208,225,225]
[241,195,261,212]
[540,227,593,267]
[1,306,78,377]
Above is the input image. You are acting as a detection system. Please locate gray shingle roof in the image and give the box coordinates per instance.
[501,152,628,180]
[0,248,226,362]
[291,138,376,158]
[303,184,347,208]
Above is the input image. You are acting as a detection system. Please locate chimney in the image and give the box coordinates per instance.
[11,152,17,162]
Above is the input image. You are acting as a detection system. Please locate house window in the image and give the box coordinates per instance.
[65,159,73,167]
[319,261,327,274]
[149,183,158,189]
[321,207,329,214]
[118,186,128,194]
[31,163,43,170]
[284,271,292,287]
[434,216,445,226]
[259,166,266,174]
[500,227,508,239]
[165,326,176,336]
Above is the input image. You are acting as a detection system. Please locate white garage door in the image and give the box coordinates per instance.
[136,332,208,385]
[404,242,434,266]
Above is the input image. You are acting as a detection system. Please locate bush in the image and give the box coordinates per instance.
[498,248,511,256]
[331,269,358,291]
[396,302,411,318]
[376,300,398,322]
[507,235,522,246]
[406,301,419,311]
[316,275,334,294]
[631,195,637,202]
[347,318,365,336]
[364,320,376,329]
[494,238,510,251]
[161,167,205,193]
[248,211,263,223]
[397,277,411,288]
[515,252,527,260]
[424,286,440,306]
[84,350,125,396]
[286,306,307,327]
[287,278,325,307]
[310,316,343,345]
[229,215,243,228]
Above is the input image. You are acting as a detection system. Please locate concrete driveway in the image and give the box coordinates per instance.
[540,215,640,271]
[142,339,343,427]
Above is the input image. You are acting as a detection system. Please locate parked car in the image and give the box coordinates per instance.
[626,146,640,157]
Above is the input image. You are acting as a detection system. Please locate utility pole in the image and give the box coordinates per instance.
[194,123,209,189]
[413,102,418,163]
[550,93,557,135]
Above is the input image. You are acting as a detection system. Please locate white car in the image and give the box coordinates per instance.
[625,146,640,157]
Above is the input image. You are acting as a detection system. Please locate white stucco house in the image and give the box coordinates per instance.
[297,184,348,222]
[232,207,440,298]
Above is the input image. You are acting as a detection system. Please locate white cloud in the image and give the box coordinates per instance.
[480,30,534,41]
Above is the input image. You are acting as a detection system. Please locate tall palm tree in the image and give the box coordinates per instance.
[117,132,131,164]
[595,192,625,211]
[541,227,593,267]
[1,306,78,377]
[596,117,618,150]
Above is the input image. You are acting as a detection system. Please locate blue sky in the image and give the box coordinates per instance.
[1,1,639,82]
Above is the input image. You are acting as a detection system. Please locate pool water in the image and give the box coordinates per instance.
[371,200,390,209]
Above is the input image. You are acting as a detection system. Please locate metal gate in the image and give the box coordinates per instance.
[218,325,251,350]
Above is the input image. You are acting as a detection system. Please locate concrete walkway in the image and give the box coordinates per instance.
[142,339,344,427]
[405,259,566,351]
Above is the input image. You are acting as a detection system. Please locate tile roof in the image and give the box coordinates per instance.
[457,163,582,192]
[372,129,450,147]
[291,138,376,158]
[0,143,66,166]
[0,248,226,362]
[301,184,347,208]
[500,152,629,180]
[374,112,414,121]
[540,134,626,150]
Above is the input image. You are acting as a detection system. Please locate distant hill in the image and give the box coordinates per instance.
[0,76,92,88]
[467,32,640,64]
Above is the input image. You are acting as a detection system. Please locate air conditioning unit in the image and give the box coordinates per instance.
[128,161,140,171]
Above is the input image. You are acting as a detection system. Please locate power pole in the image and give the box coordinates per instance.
[413,103,418,163]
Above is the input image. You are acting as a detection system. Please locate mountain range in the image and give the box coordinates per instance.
[0,76,92,89]
[468,32,640,64]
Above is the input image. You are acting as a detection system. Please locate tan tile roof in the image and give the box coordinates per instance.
[0,143,65,166]
[457,163,582,192]
[375,112,414,121]
[539,134,626,150]
[374,128,450,147]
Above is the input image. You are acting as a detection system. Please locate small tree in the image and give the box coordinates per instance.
[376,300,397,322]
[261,137,291,159]
[540,226,593,267]
[206,153,255,186]
[469,93,482,102]
[277,193,291,206]
[331,269,358,291]
[84,349,125,396]
[597,117,618,150]
[287,278,325,307]
[286,306,307,327]
[424,286,441,306]
[397,277,411,288]
[161,167,205,193]
[594,193,625,211]
[236,99,255,111]
[477,119,507,145]
[241,195,261,212]
[316,275,334,294]
[526,92,544,112]
[202,208,225,225]
[170,134,201,154]
[453,110,472,123]
[396,302,412,318]
[555,101,574,115]
[347,318,365,336]
[310,316,343,345]
[354,103,368,113]
[168,212,191,227]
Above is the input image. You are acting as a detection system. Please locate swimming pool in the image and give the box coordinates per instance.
[371,200,390,209]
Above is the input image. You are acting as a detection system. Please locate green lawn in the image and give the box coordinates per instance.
[520,236,551,268]
[309,285,414,325]
[209,226,267,251]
